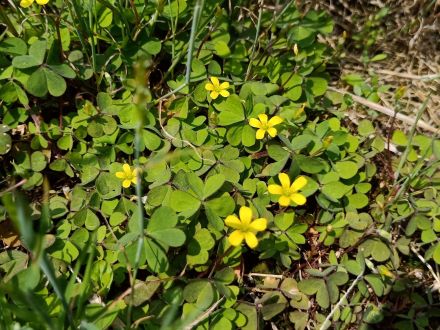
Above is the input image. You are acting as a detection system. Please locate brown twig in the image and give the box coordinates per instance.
[328,87,438,133]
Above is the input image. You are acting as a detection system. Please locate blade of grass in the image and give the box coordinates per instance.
[393,96,431,183]
[74,231,97,322]
[245,0,264,81]
[2,192,72,326]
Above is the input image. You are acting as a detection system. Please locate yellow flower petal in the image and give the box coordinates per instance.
[278,195,291,207]
[36,0,48,4]
[205,83,214,91]
[244,232,258,249]
[249,118,262,128]
[255,129,266,140]
[115,171,125,179]
[123,164,132,176]
[291,176,307,192]
[219,81,230,89]
[291,193,306,205]
[210,77,220,88]
[210,91,219,99]
[249,218,267,232]
[239,206,253,225]
[219,90,230,97]
[268,116,283,127]
[122,179,131,188]
[20,0,33,7]
[131,177,137,185]
[268,184,283,195]
[228,230,245,246]
[257,113,268,125]
[278,173,291,189]
[267,127,277,137]
[225,215,242,229]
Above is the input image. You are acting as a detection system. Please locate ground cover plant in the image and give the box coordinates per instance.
[0,0,440,329]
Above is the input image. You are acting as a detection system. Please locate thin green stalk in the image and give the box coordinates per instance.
[245,0,264,81]
[88,0,97,74]
[185,0,203,85]
[126,59,148,326]
[66,1,92,69]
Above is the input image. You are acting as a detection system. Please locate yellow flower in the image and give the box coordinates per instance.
[204,77,230,100]
[115,164,138,188]
[249,114,283,140]
[20,0,49,8]
[268,173,307,207]
[225,206,267,249]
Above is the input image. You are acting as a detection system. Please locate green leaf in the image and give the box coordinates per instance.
[364,275,384,296]
[306,76,328,96]
[0,131,12,155]
[12,55,41,69]
[321,181,352,201]
[296,155,327,174]
[28,40,46,64]
[142,129,162,150]
[360,239,390,262]
[30,151,47,172]
[334,161,358,179]
[149,229,186,247]
[147,206,186,247]
[85,209,100,231]
[187,228,215,266]
[26,68,48,97]
[289,311,308,330]
[370,53,387,62]
[242,124,256,147]
[50,239,79,263]
[48,64,76,79]
[203,174,225,199]
[0,250,29,282]
[433,243,440,264]
[346,193,369,209]
[214,40,231,58]
[98,7,113,27]
[274,212,294,231]
[358,119,375,136]
[258,292,287,320]
[96,172,121,199]
[196,282,216,309]
[44,68,66,97]
[391,130,408,146]
[204,194,235,217]
[142,39,162,56]
[144,239,169,273]
[216,95,245,125]
[0,37,27,55]
[169,190,201,215]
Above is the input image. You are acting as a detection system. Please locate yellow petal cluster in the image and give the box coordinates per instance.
[204,77,230,100]
[115,164,138,188]
[225,206,267,249]
[268,173,307,207]
[20,0,48,8]
[249,114,283,139]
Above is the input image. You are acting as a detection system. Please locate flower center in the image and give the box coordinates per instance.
[283,188,293,197]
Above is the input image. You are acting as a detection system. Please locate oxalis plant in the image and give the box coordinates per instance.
[0,1,440,329]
